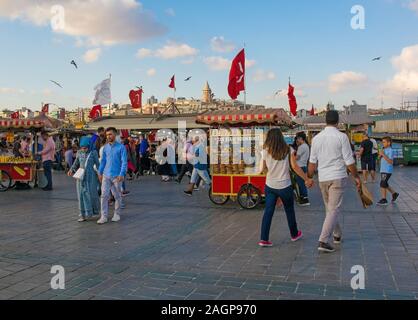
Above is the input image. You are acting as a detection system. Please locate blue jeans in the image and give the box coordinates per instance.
[295,166,308,198]
[261,185,299,240]
[43,160,53,189]
[190,168,211,186]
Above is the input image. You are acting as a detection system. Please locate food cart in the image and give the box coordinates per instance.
[0,119,45,191]
[196,109,293,209]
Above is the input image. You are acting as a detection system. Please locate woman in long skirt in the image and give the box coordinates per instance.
[68,136,101,222]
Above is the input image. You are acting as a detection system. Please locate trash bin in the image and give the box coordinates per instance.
[402,144,418,165]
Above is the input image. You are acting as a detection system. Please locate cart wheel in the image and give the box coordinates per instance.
[237,184,262,210]
[208,189,230,205]
[0,170,12,192]
[9,181,16,189]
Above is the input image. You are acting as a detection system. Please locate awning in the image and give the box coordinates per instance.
[0,119,45,130]
[195,108,292,126]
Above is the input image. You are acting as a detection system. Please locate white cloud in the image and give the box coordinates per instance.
[83,48,102,63]
[0,0,167,46]
[165,8,176,16]
[408,0,418,13]
[181,58,195,65]
[385,44,418,94]
[136,42,198,60]
[136,48,153,58]
[204,56,256,71]
[204,56,231,71]
[146,68,156,76]
[253,69,276,82]
[0,87,25,94]
[328,71,368,92]
[210,36,235,53]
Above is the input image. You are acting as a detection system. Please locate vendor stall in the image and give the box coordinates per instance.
[0,119,45,191]
[196,108,293,209]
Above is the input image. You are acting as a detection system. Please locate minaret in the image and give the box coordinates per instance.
[202,81,212,103]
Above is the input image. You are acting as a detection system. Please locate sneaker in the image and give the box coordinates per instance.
[77,217,87,222]
[193,187,200,191]
[258,240,273,247]
[184,190,193,196]
[377,199,389,206]
[318,242,335,253]
[111,214,121,222]
[122,191,130,196]
[392,193,399,203]
[298,198,310,207]
[291,230,303,242]
[333,236,342,244]
[97,217,108,225]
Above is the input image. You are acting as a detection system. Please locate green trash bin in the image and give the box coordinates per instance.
[402,144,418,165]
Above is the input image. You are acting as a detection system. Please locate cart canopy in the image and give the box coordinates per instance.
[196,108,292,126]
[0,119,44,130]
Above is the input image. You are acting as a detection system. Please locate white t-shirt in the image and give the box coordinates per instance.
[296,143,310,168]
[261,148,292,190]
[309,127,355,182]
[370,138,378,155]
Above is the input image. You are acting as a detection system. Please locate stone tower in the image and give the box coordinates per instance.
[202,81,212,103]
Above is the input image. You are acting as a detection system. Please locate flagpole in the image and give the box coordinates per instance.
[244,43,247,110]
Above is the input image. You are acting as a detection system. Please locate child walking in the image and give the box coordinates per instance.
[377,137,400,206]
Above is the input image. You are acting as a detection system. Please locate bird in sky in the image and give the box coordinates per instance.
[70,60,78,69]
[372,57,382,61]
[184,76,192,81]
[50,80,63,88]
[274,89,285,96]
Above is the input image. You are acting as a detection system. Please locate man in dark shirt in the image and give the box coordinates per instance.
[13,137,23,158]
[359,133,375,183]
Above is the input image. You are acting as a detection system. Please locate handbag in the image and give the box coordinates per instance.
[358,182,373,209]
[72,153,92,180]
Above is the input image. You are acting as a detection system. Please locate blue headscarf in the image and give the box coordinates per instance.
[80,136,91,149]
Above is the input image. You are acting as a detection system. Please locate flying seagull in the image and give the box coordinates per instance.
[184,76,192,81]
[70,60,78,69]
[372,57,382,61]
[274,89,285,96]
[50,80,63,88]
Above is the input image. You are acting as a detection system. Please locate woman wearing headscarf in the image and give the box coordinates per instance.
[68,136,101,222]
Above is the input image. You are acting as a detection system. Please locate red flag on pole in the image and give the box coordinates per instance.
[310,105,315,116]
[129,88,143,109]
[169,75,176,90]
[228,49,246,100]
[42,103,49,113]
[11,111,19,119]
[89,105,102,119]
[288,83,298,117]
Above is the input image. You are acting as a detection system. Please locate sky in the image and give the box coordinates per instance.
[1,0,418,112]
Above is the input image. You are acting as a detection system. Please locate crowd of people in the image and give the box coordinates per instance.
[2,111,401,253]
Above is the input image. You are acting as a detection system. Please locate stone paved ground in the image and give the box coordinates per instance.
[1,166,418,300]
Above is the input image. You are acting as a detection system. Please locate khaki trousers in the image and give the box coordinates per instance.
[318,178,346,243]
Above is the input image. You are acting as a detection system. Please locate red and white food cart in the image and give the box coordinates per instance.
[0,119,45,191]
[196,109,293,209]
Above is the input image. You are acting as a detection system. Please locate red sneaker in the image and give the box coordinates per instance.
[258,240,273,247]
[291,230,303,242]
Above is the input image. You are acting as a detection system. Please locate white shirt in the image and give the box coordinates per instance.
[296,143,310,167]
[261,148,292,190]
[370,138,378,155]
[309,126,355,182]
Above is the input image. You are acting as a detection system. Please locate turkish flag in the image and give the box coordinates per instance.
[42,103,49,113]
[89,105,102,119]
[288,83,298,117]
[120,129,129,139]
[228,49,245,100]
[11,111,19,119]
[129,88,143,109]
[169,75,175,89]
[310,105,315,116]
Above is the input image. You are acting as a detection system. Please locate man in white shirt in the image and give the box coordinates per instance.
[308,110,361,253]
[294,132,311,206]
